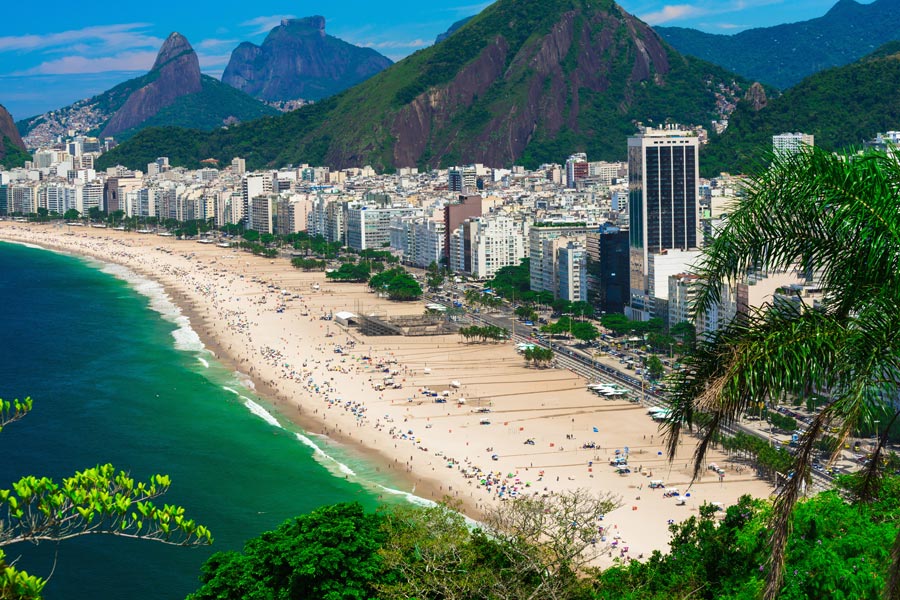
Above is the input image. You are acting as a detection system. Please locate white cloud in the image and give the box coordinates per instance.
[197,52,233,70]
[16,51,158,75]
[195,38,239,50]
[240,15,296,36]
[0,23,161,55]
[641,4,708,25]
[360,39,430,49]
[638,0,786,25]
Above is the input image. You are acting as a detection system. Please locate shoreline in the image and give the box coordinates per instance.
[0,222,774,563]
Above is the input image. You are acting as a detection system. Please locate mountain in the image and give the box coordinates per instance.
[99,0,754,172]
[17,33,278,145]
[656,0,900,89]
[0,104,29,167]
[101,33,202,138]
[701,41,900,176]
[435,17,474,43]
[222,16,393,102]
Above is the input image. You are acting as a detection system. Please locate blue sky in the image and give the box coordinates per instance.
[0,0,865,120]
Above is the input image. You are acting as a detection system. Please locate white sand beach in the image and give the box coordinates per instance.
[0,222,774,564]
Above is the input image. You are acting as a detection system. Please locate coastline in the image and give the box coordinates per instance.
[0,222,774,563]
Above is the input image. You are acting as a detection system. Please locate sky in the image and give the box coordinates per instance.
[0,0,869,120]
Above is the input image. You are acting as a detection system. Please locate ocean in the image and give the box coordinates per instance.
[0,240,405,599]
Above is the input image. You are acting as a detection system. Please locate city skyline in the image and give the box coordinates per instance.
[0,0,872,119]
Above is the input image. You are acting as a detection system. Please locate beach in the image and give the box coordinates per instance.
[0,221,774,564]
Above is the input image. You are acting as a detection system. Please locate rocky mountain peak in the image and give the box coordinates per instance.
[222,15,392,102]
[281,16,326,35]
[101,33,202,139]
[152,32,197,71]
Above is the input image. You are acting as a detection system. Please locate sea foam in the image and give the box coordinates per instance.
[95,261,205,353]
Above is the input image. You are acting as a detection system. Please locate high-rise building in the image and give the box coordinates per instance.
[231,157,246,175]
[586,225,629,315]
[346,205,420,251]
[450,216,525,279]
[772,132,814,156]
[242,173,273,226]
[448,166,477,193]
[565,153,588,188]
[443,195,484,260]
[528,223,596,293]
[627,126,700,319]
[248,194,277,234]
[557,241,587,302]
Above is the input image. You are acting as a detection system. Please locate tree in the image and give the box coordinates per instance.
[189,503,383,600]
[481,489,620,600]
[63,209,80,221]
[662,146,900,599]
[515,305,538,322]
[523,346,554,367]
[670,321,697,352]
[426,261,444,291]
[87,206,104,222]
[0,398,211,598]
[369,268,422,301]
[377,502,497,600]
[570,321,599,343]
[569,301,594,320]
[645,355,665,381]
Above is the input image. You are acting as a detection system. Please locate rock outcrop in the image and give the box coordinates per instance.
[222,16,392,102]
[101,33,202,139]
[743,82,768,111]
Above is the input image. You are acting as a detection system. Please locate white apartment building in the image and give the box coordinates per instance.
[346,205,421,251]
[668,273,738,337]
[772,132,814,156]
[450,216,525,279]
[557,240,587,302]
[528,223,596,294]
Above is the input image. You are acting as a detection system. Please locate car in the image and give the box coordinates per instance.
[523,320,534,326]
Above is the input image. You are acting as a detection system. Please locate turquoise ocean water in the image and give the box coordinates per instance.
[0,241,404,599]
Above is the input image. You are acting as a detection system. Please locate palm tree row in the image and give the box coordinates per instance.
[458,325,508,343]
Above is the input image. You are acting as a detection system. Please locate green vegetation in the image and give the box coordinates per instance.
[458,325,508,343]
[0,398,210,598]
[596,478,900,599]
[484,259,531,301]
[290,257,326,271]
[657,0,900,89]
[702,42,900,176]
[664,146,900,599]
[185,477,900,599]
[645,355,664,381]
[111,76,278,142]
[523,345,554,367]
[0,137,30,169]
[326,262,371,282]
[188,503,382,600]
[190,491,617,600]
[425,261,445,291]
[368,267,422,301]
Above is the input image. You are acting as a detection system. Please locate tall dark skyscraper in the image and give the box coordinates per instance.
[627,127,700,319]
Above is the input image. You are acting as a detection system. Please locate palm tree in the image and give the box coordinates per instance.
[663,146,900,600]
